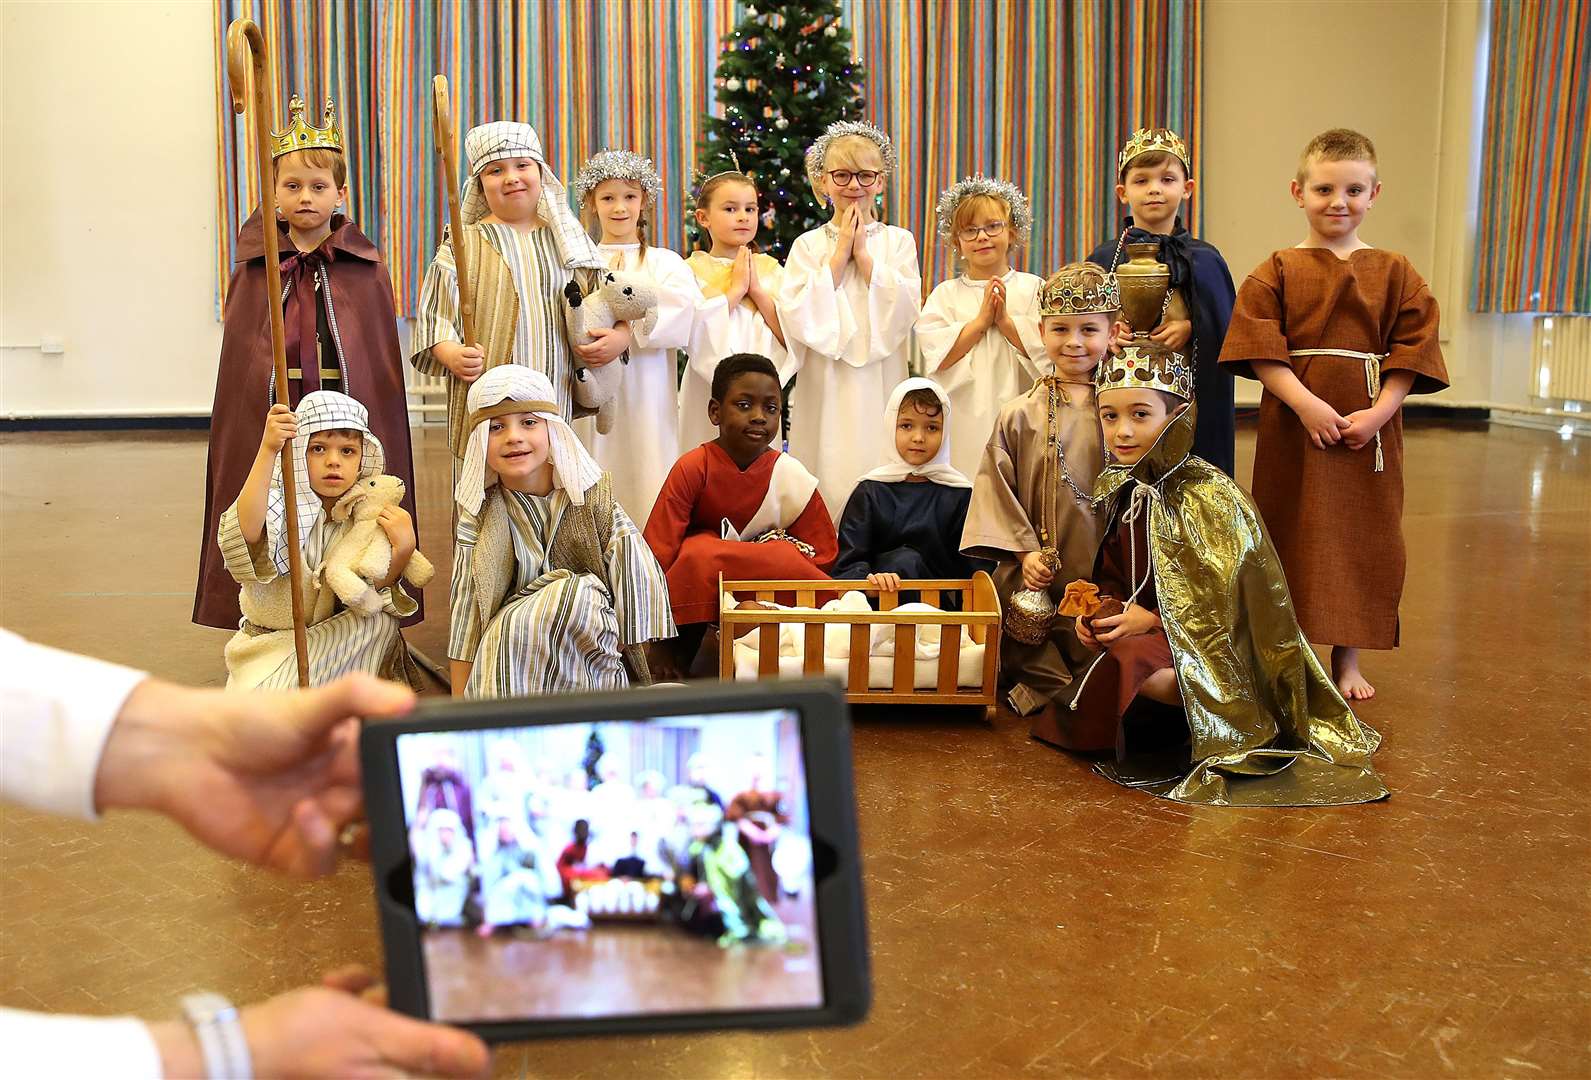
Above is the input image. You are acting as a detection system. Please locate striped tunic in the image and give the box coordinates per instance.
[449,488,674,699]
[218,505,414,690]
[412,223,578,419]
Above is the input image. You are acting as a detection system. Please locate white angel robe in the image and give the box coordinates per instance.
[679,251,793,454]
[918,271,1048,480]
[575,242,703,525]
[778,222,921,514]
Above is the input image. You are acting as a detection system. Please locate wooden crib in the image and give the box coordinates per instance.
[718,572,1002,719]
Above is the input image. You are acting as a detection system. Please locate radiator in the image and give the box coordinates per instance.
[1533,315,1591,402]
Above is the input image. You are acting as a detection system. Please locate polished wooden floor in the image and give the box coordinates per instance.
[2,420,1587,1078]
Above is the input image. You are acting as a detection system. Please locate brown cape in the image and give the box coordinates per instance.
[193,210,420,629]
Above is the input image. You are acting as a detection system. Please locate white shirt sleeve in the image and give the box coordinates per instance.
[0,629,148,820]
[0,1009,162,1079]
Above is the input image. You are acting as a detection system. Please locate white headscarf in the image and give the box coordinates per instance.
[453,366,604,516]
[461,121,603,271]
[858,378,972,489]
[267,391,385,575]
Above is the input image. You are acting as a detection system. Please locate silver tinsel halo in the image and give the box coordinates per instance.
[573,149,664,208]
[804,119,898,200]
[934,175,1033,246]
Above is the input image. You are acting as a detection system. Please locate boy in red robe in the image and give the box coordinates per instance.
[194,96,418,630]
[643,354,838,676]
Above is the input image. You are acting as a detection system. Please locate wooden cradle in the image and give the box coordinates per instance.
[718,572,1002,719]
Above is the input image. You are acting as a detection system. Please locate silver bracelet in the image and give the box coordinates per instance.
[181,992,253,1080]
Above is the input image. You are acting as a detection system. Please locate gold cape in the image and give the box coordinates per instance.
[1087,405,1388,806]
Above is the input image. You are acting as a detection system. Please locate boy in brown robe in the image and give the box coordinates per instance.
[195,97,418,630]
[1219,129,1447,702]
[961,264,1114,745]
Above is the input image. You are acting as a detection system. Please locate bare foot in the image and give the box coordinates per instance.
[475,922,495,939]
[1331,646,1375,701]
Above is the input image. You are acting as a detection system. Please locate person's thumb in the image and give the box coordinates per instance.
[363,1001,491,1079]
[297,674,416,738]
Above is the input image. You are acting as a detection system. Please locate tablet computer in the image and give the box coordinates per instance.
[360,678,869,1041]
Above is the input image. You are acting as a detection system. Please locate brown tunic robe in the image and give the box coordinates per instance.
[725,789,789,904]
[194,211,419,629]
[1218,249,1446,649]
[960,377,1105,730]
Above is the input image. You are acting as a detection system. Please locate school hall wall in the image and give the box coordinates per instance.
[1,0,224,419]
[1203,0,1535,413]
[0,0,1535,419]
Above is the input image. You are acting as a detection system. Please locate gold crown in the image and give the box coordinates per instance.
[270,95,343,160]
[1117,128,1189,175]
[1038,264,1120,317]
[1095,344,1195,401]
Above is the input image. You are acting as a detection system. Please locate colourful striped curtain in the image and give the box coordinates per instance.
[214,0,736,315]
[215,0,1201,313]
[1472,0,1590,313]
[845,0,1202,286]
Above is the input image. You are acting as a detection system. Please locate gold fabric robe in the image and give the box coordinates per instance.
[1086,405,1387,806]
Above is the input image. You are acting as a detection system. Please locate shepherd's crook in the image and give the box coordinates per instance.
[432,75,477,347]
[227,18,310,688]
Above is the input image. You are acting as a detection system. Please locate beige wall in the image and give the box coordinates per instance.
[1,0,221,417]
[1202,0,1535,409]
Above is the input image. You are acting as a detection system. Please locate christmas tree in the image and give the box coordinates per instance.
[691,0,867,259]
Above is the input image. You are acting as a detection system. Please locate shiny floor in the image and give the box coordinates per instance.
[2,420,1587,1078]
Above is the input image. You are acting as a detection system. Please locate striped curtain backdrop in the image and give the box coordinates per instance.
[214,0,1201,313]
[1472,0,1590,313]
[843,0,1202,285]
[214,0,736,316]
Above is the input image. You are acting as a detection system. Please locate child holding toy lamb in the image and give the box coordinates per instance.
[217,391,431,690]
[411,121,624,458]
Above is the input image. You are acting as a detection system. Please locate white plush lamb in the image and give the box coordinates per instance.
[320,475,436,616]
[564,269,658,434]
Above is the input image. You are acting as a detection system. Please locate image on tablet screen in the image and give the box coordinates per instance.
[395,709,823,1022]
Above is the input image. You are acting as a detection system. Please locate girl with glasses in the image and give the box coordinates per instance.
[917,176,1048,481]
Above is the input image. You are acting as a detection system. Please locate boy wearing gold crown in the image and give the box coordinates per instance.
[960,263,1111,745]
[1087,128,1238,476]
[1218,129,1447,702]
[1066,342,1387,806]
[194,97,419,631]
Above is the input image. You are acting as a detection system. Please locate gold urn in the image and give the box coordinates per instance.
[1115,242,1172,338]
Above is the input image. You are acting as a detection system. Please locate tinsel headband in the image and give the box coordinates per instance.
[934,174,1033,246]
[805,119,898,200]
[573,149,664,208]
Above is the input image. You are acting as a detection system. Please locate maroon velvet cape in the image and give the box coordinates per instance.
[193,210,420,629]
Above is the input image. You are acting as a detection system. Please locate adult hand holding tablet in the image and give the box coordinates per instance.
[360,678,870,1041]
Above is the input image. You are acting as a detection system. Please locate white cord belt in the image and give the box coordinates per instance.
[1288,348,1385,472]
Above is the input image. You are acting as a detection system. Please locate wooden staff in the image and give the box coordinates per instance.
[432,75,476,346]
[228,19,310,688]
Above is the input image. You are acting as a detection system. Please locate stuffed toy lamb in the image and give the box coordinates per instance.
[320,475,436,616]
[564,270,658,434]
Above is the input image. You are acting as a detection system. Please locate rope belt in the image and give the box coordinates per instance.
[1288,349,1385,472]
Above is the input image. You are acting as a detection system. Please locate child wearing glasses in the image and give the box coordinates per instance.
[778,121,922,514]
[917,176,1048,480]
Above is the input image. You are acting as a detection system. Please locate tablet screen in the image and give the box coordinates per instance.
[395,708,824,1023]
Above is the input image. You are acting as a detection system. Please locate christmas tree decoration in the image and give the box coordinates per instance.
[690,0,867,258]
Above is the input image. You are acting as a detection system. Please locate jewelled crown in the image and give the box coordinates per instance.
[269,96,343,160]
[1037,263,1120,317]
[1117,127,1189,175]
[1095,344,1195,402]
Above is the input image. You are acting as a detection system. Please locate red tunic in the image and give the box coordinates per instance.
[643,443,838,626]
[193,211,419,629]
